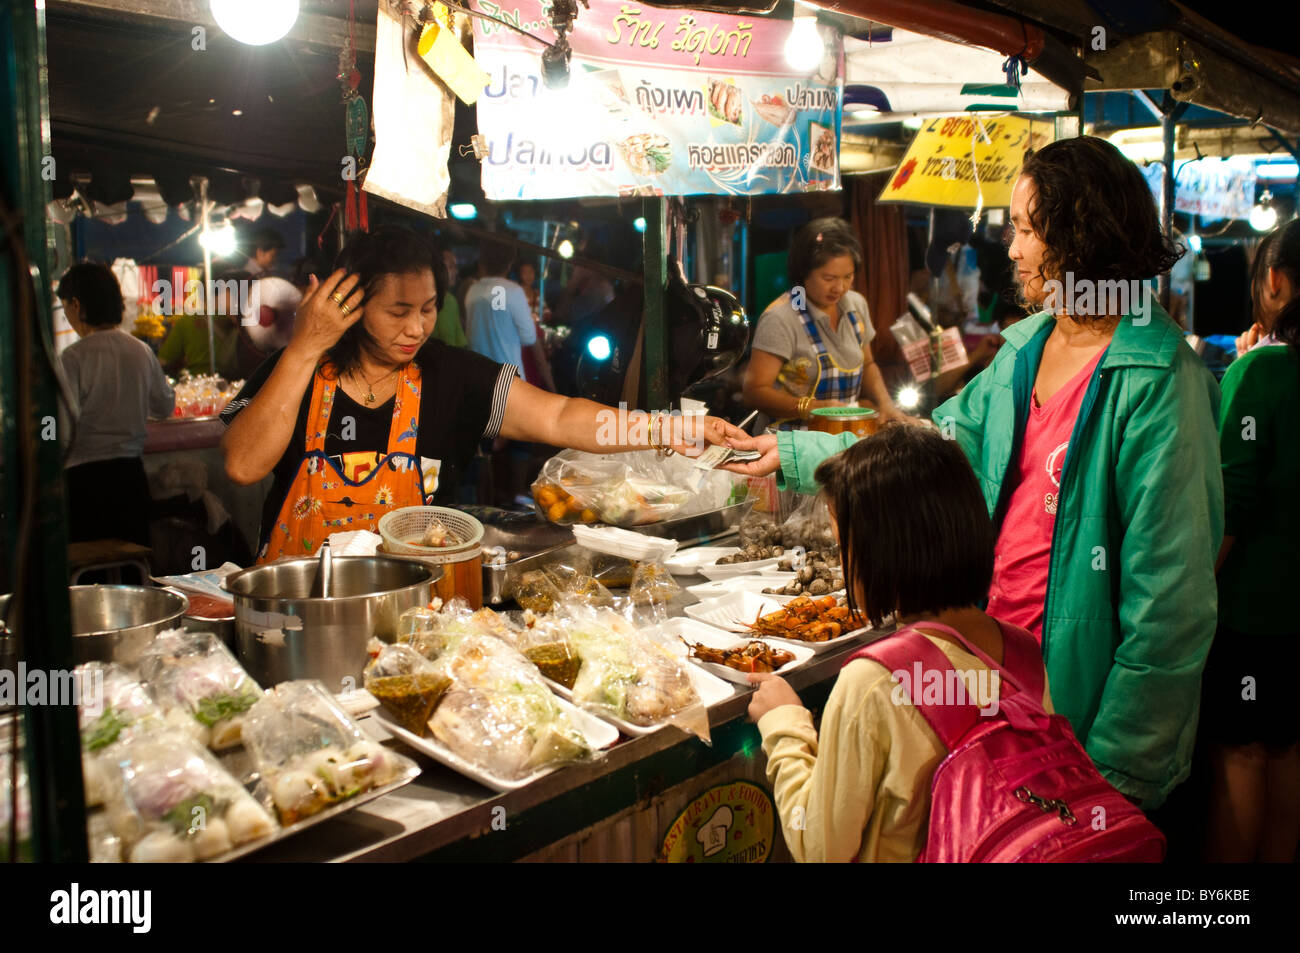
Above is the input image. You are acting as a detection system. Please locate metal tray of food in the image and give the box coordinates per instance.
[482,500,757,605]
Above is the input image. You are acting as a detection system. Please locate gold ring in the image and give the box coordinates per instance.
[330,292,346,305]
[339,303,351,317]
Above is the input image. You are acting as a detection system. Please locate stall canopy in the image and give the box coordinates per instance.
[843,28,1070,120]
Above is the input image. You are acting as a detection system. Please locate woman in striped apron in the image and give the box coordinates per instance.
[743,217,906,430]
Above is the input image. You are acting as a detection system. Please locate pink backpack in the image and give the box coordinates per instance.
[847,620,1165,862]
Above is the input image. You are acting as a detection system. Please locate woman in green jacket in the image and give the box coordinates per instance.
[726,137,1223,811]
[1203,220,1300,862]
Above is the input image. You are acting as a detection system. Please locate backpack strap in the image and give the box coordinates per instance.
[846,628,983,751]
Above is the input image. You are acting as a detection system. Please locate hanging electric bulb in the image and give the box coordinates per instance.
[896,385,921,411]
[210,0,299,46]
[1250,190,1278,232]
[557,239,575,259]
[784,11,823,72]
[199,219,237,257]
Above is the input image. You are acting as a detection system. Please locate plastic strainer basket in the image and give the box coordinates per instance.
[377,506,485,560]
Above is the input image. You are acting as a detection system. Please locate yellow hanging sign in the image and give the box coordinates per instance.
[418,4,490,105]
[878,115,1055,209]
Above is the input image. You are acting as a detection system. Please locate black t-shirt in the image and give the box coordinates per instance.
[221,341,516,550]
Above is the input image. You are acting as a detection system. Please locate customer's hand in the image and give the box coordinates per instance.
[747,672,802,721]
[719,432,779,477]
[969,333,1003,368]
[664,414,748,458]
[288,270,365,361]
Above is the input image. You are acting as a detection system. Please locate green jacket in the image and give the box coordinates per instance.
[1216,344,1300,635]
[775,305,1223,809]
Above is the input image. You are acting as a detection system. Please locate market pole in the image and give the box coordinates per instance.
[1158,99,1175,314]
[197,176,216,376]
[0,0,87,862]
[642,198,668,409]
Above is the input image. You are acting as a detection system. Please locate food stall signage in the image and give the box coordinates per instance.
[660,779,775,863]
[879,115,1054,209]
[1141,156,1257,221]
[473,1,843,199]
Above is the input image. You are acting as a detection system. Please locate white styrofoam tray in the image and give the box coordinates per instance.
[697,554,782,580]
[685,573,799,600]
[570,524,678,562]
[543,654,735,737]
[685,590,870,654]
[654,617,814,686]
[663,545,745,575]
[372,696,619,793]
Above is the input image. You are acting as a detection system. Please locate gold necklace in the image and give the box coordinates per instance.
[351,366,398,405]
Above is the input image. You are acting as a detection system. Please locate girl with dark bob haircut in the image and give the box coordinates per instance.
[814,423,994,629]
[745,423,1053,861]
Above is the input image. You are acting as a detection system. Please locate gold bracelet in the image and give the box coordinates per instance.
[648,412,660,450]
[797,396,813,419]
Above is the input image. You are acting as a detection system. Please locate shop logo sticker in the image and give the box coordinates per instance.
[660,780,774,863]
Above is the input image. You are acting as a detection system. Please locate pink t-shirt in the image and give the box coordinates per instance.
[986,349,1105,641]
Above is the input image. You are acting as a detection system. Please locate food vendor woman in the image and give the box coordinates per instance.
[222,226,741,561]
[742,217,905,429]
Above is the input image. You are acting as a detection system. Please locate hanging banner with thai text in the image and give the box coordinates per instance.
[472,1,843,199]
[1141,156,1257,221]
[878,115,1054,208]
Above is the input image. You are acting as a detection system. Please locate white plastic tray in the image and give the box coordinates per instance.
[655,617,814,686]
[662,545,744,575]
[544,657,735,737]
[685,590,871,655]
[372,698,619,794]
[697,554,781,580]
[571,525,678,562]
[686,573,797,600]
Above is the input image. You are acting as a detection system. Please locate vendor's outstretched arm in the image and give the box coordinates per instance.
[498,377,746,453]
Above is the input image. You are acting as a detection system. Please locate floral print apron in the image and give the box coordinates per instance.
[258,362,425,562]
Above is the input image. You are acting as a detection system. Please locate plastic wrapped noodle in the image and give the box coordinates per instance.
[567,606,710,742]
[426,634,593,780]
[241,680,412,825]
[363,639,452,737]
[76,661,167,807]
[100,730,277,862]
[137,630,263,750]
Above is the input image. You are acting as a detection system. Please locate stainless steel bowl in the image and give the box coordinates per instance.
[0,585,188,664]
[225,556,439,692]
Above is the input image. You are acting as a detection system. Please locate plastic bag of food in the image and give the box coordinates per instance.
[530,451,624,525]
[77,662,167,807]
[137,630,263,751]
[545,561,616,608]
[426,634,594,780]
[566,605,710,742]
[363,638,452,737]
[500,608,584,690]
[515,568,563,613]
[629,561,681,609]
[100,730,278,862]
[241,680,413,825]
[778,493,838,551]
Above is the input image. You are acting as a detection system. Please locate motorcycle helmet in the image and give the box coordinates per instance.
[665,256,750,397]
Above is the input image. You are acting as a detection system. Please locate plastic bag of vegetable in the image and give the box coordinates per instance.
[136,630,263,751]
[76,661,167,807]
[99,729,278,862]
[425,633,595,780]
[565,604,710,743]
[241,680,415,825]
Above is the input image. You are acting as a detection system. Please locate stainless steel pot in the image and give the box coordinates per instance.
[0,585,188,664]
[225,555,439,692]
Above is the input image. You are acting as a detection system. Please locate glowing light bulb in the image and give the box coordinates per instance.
[199,221,237,257]
[1249,202,1277,233]
[785,15,822,72]
[557,239,575,259]
[587,334,612,360]
[897,386,920,410]
[210,0,299,46]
